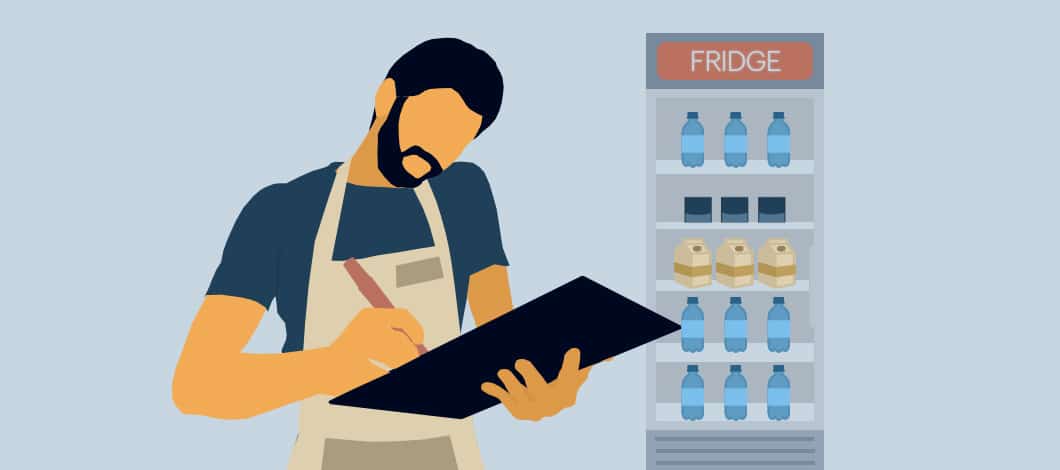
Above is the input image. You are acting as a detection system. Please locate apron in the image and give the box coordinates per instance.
[288,162,483,470]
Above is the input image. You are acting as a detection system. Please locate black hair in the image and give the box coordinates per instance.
[371,38,504,137]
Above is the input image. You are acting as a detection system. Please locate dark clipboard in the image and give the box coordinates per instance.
[329,276,680,419]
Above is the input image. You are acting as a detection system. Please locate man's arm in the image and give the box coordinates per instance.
[172,295,424,419]
[466,264,514,325]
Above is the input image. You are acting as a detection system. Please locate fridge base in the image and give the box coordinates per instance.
[647,430,823,470]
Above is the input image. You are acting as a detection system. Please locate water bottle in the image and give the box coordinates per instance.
[723,297,747,353]
[767,112,791,167]
[767,297,791,353]
[681,297,705,352]
[681,365,705,421]
[724,364,747,421]
[681,112,705,167]
[767,364,791,420]
[724,112,748,167]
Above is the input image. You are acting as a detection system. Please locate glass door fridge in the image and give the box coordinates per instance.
[645,33,824,469]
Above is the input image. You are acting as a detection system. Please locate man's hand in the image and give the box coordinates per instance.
[320,307,425,396]
[480,348,591,421]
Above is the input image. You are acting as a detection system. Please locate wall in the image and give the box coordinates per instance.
[1,1,1056,468]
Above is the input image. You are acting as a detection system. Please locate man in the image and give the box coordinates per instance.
[173,38,592,470]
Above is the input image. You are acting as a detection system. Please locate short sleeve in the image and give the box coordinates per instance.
[206,184,283,309]
[451,163,509,275]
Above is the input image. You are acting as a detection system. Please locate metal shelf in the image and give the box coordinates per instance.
[656,221,814,231]
[657,279,810,293]
[656,342,814,363]
[656,403,815,423]
[656,159,814,176]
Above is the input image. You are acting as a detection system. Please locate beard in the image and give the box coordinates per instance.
[376,96,443,188]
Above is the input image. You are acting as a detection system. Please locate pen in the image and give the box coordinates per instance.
[343,258,429,356]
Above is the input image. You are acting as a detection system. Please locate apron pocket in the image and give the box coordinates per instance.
[395,257,444,287]
[321,436,459,470]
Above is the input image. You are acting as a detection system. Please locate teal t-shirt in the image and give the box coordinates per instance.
[207,161,508,352]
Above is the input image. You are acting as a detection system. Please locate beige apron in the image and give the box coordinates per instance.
[288,162,483,470]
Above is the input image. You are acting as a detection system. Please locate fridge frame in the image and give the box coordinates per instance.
[644,33,824,469]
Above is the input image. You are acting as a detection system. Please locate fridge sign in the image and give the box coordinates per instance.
[657,42,814,81]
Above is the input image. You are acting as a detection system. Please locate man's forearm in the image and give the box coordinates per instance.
[175,346,323,419]
[177,348,329,419]
[174,345,389,419]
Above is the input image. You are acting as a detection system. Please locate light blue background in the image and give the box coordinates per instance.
[1,1,1055,468]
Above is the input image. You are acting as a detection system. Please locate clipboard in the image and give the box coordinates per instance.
[329,276,680,418]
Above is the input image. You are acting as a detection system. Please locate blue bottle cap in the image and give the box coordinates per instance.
[773,297,784,304]
[730,111,742,119]
[730,297,742,305]
[773,364,785,372]
[688,364,699,372]
[730,364,742,372]
[687,297,699,304]
[773,111,785,119]
[687,111,699,119]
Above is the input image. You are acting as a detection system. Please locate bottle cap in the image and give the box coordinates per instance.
[730,364,742,372]
[730,297,742,305]
[773,111,785,119]
[730,111,742,119]
[773,297,784,304]
[687,297,699,305]
[688,364,699,372]
[773,364,785,372]
[687,111,699,119]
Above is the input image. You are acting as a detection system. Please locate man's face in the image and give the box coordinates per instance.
[376,88,483,188]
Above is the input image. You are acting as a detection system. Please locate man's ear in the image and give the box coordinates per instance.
[371,78,398,131]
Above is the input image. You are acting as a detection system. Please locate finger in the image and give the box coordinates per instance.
[576,365,591,386]
[371,331,420,368]
[514,359,548,391]
[557,348,583,381]
[484,382,538,421]
[481,382,510,403]
[384,308,425,345]
[497,369,527,401]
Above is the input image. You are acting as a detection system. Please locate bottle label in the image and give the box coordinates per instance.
[724,319,747,339]
[767,319,790,340]
[682,387,704,407]
[767,135,791,153]
[724,387,747,406]
[682,319,704,339]
[724,134,748,154]
[767,387,791,406]
[682,134,704,154]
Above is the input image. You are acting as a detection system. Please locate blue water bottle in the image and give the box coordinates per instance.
[724,112,748,167]
[681,112,705,167]
[724,364,748,421]
[681,297,705,353]
[767,297,791,353]
[681,365,705,421]
[767,364,791,420]
[767,112,791,167]
[724,297,747,353]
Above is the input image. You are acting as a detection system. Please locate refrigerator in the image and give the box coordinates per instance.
[645,33,824,469]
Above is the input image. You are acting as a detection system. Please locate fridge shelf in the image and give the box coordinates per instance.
[655,342,814,364]
[656,159,814,176]
[655,403,815,423]
[656,222,814,231]
[656,280,810,293]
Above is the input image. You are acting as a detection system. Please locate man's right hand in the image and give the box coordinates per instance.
[320,307,425,396]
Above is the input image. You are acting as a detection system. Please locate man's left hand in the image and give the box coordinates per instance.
[480,348,591,421]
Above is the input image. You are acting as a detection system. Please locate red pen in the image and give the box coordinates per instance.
[343,258,428,356]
